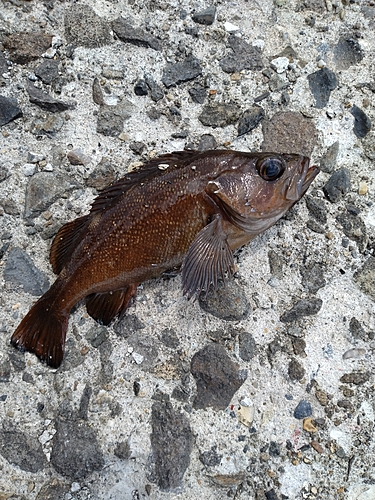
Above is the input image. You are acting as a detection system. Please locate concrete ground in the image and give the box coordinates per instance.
[0,0,374,499]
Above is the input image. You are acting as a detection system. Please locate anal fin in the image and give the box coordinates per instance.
[181,215,234,299]
[85,285,138,325]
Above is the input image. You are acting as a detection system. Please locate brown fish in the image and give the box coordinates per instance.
[11,150,319,367]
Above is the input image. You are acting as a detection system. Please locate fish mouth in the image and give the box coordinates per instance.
[285,157,319,201]
[302,164,320,193]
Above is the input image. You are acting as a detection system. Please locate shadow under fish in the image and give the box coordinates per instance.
[11,149,319,368]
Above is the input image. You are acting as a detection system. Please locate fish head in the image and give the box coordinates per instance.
[207,152,319,234]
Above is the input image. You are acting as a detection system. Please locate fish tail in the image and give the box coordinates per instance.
[11,293,69,368]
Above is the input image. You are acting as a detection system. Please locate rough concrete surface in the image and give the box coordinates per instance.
[0,1,374,499]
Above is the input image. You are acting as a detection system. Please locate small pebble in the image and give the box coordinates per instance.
[358,181,368,195]
[342,348,366,360]
[294,400,312,419]
[303,417,317,433]
[22,163,37,176]
[224,21,240,32]
[270,56,289,73]
[311,441,323,453]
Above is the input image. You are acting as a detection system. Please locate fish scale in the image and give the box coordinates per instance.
[11,149,319,367]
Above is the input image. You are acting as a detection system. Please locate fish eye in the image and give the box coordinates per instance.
[257,158,285,181]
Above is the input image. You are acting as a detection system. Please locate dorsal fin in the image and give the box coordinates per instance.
[50,150,201,275]
[50,215,90,274]
[89,150,200,214]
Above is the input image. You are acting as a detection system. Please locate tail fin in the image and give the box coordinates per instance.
[11,295,69,368]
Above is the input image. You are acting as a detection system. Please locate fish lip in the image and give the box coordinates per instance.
[285,157,319,201]
[302,164,320,193]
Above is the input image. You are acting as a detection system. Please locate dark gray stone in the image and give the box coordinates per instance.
[51,418,104,479]
[349,317,367,341]
[24,171,80,218]
[296,0,326,13]
[305,195,327,224]
[34,59,59,85]
[190,343,247,410]
[0,361,10,382]
[293,400,312,419]
[300,263,326,293]
[323,168,351,203]
[261,111,317,157]
[86,157,116,190]
[127,332,159,369]
[8,349,26,372]
[31,114,64,137]
[0,198,21,216]
[144,73,164,102]
[0,428,47,472]
[198,102,241,128]
[334,36,364,71]
[65,5,112,48]
[96,101,133,136]
[354,257,375,302]
[112,18,161,51]
[78,385,92,421]
[238,332,256,362]
[86,326,108,348]
[0,51,8,75]
[150,400,192,491]
[307,67,338,108]
[199,280,250,321]
[197,133,217,151]
[319,141,339,173]
[92,77,104,106]
[0,95,23,126]
[280,298,323,323]
[188,84,207,104]
[199,446,222,466]
[26,83,74,113]
[288,358,306,381]
[268,250,284,279]
[340,372,370,385]
[114,441,131,460]
[306,220,325,234]
[3,32,52,64]
[113,313,145,337]
[220,35,263,73]
[160,328,179,349]
[350,105,371,138]
[336,211,368,253]
[134,79,148,96]
[237,106,265,136]
[162,56,202,87]
[192,6,216,25]
[3,247,49,296]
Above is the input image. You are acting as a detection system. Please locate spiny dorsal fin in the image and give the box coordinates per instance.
[50,151,201,274]
[49,215,90,274]
[89,150,201,214]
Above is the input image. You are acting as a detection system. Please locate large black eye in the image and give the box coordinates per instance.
[257,157,285,181]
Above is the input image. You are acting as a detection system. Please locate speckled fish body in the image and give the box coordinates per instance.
[11,149,319,367]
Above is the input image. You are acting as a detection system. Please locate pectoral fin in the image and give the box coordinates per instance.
[181,215,234,299]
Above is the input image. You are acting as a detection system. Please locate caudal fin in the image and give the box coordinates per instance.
[11,295,69,368]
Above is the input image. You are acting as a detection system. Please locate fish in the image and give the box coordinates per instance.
[11,149,319,368]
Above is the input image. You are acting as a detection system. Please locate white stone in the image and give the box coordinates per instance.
[224,21,240,32]
[252,39,265,51]
[22,163,37,176]
[132,352,144,364]
[71,482,81,493]
[270,56,290,74]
